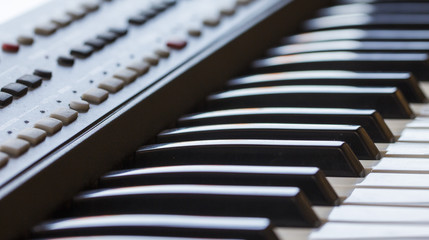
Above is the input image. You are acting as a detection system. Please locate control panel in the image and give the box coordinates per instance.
[0,0,282,189]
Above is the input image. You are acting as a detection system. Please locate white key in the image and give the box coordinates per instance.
[344,188,429,207]
[309,222,429,239]
[399,128,429,142]
[373,157,429,173]
[326,205,429,223]
[386,142,429,158]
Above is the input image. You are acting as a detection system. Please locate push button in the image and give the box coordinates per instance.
[113,69,138,84]
[70,45,94,59]
[128,15,147,25]
[0,152,8,168]
[142,53,160,65]
[1,83,28,97]
[167,39,187,49]
[66,8,86,20]
[16,74,43,88]
[33,69,52,79]
[50,108,78,125]
[17,36,34,45]
[34,23,57,36]
[2,43,19,53]
[96,32,117,43]
[34,117,63,135]
[51,15,73,27]
[81,88,109,104]
[108,27,128,37]
[69,100,90,112]
[0,92,12,107]
[126,61,150,75]
[154,47,170,58]
[17,128,47,145]
[84,38,105,51]
[98,77,124,93]
[57,56,75,66]
[0,138,30,157]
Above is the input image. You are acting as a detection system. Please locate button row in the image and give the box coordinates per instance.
[58,27,129,67]
[1,1,104,55]
[35,1,101,37]
[0,70,52,107]
[0,107,79,167]
[128,0,177,26]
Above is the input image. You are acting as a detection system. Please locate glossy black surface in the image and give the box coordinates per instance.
[206,85,413,119]
[0,92,12,107]
[100,165,339,206]
[178,108,394,142]
[1,82,28,97]
[227,71,426,102]
[16,74,43,88]
[158,123,380,159]
[251,52,429,82]
[32,215,278,240]
[72,185,319,227]
[70,46,94,59]
[135,139,364,177]
[33,69,52,79]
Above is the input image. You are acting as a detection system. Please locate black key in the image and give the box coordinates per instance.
[318,3,429,16]
[251,52,429,82]
[96,32,117,43]
[84,38,106,51]
[32,214,278,240]
[1,83,28,97]
[72,185,319,227]
[57,56,75,66]
[207,86,413,119]
[16,74,42,88]
[140,9,158,18]
[70,45,94,59]
[100,165,339,206]
[33,69,52,79]
[283,29,429,44]
[178,108,394,143]
[135,139,364,177]
[108,27,128,37]
[268,40,429,55]
[158,123,380,160]
[128,15,147,25]
[303,14,429,31]
[0,92,12,107]
[227,71,426,103]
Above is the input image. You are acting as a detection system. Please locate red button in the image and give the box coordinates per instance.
[2,43,20,53]
[166,39,187,50]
